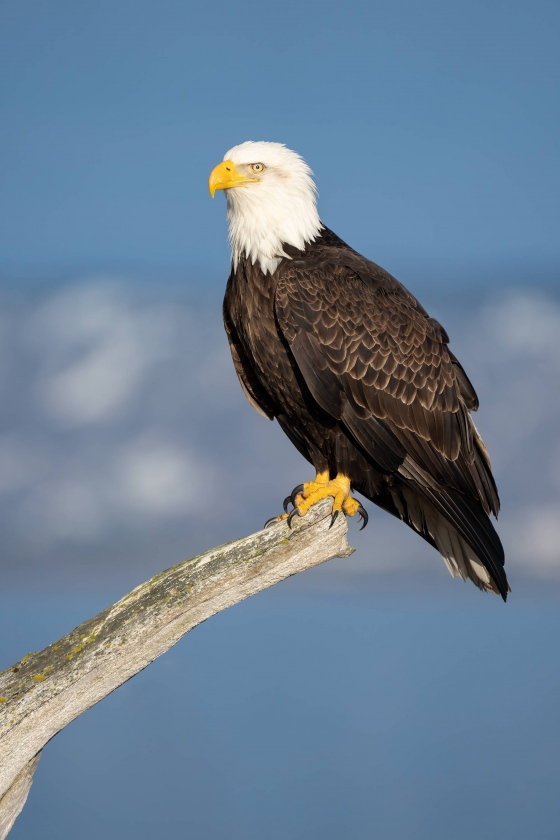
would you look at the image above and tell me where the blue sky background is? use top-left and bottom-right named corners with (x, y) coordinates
top-left (1, 0), bottom-right (560, 838)
top-left (1, 0), bottom-right (559, 276)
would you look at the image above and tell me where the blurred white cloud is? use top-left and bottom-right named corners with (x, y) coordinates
top-left (38, 480), bottom-right (106, 541)
top-left (41, 337), bottom-right (151, 425)
top-left (30, 282), bottom-right (176, 426)
top-left (12, 436), bottom-right (221, 550)
top-left (553, 445), bottom-right (560, 493)
top-left (0, 313), bottom-right (12, 396)
top-left (488, 292), bottom-right (560, 359)
top-left (0, 436), bottom-right (51, 494)
top-left (0, 278), bottom-right (559, 588)
top-left (467, 291), bottom-right (560, 469)
top-left (507, 504), bottom-right (560, 577)
top-left (111, 434), bottom-right (217, 517)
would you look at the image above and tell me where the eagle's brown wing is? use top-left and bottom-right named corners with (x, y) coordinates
top-left (275, 249), bottom-right (507, 597)
top-left (223, 297), bottom-right (275, 421)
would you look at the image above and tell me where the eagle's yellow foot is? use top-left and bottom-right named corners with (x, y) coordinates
top-left (282, 470), bottom-right (330, 513)
top-left (285, 472), bottom-right (368, 530)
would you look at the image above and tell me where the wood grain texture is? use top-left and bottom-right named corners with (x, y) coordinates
top-left (0, 754), bottom-right (41, 840)
top-left (0, 499), bottom-right (353, 837)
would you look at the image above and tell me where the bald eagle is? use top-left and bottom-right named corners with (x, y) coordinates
top-left (209, 141), bottom-right (509, 600)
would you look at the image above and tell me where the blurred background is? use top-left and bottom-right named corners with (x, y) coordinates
top-left (1, 0), bottom-right (559, 837)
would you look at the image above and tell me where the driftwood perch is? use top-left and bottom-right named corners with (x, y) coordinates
top-left (0, 499), bottom-right (353, 838)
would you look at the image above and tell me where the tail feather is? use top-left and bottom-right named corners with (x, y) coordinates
top-left (396, 456), bottom-right (509, 600)
top-left (398, 487), bottom-right (498, 593)
top-left (351, 448), bottom-right (509, 599)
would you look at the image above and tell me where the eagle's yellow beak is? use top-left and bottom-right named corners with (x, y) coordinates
top-left (208, 160), bottom-right (258, 198)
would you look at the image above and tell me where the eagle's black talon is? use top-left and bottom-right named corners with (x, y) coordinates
top-left (287, 508), bottom-right (300, 529)
top-left (290, 484), bottom-right (305, 507)
top-left (264, 516), bottom-right (279, 529)
top-left (284, 484), bottom-right (304, 512)
top-left (329, 510), bottom-right (339, 529)
top-left (357, 504), bottom-right (369, 530)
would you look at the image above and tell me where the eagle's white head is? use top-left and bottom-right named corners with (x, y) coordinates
top-left (209, 141), bottom-right (322, 275)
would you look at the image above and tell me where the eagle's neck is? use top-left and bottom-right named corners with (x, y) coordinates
top-left (225, 184), bottom-right (323, 275)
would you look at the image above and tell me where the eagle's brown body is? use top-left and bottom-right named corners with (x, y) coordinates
top-left (223, 226), bottom-right (509, 599)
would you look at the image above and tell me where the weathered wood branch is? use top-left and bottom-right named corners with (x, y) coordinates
top-left (0, 500), bottom-right (353, 838)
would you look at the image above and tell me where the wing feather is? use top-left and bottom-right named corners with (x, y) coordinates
top-left (223, 299), bottom-right (276, 420)
top-left (275, 248), bottom-right (506, 596)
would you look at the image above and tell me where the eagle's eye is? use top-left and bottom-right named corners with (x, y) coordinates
top-left (250, 163), bottom-right (264, 173)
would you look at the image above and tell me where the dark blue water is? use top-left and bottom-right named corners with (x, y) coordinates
top-left (3, 584), bottom-right (559, 840)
